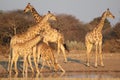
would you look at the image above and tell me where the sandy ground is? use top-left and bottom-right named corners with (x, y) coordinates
top-left (0, 50), bottom-right (120, 78)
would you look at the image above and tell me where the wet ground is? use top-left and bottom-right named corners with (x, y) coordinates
top-left (0, 71), bottom-right (120, 78)
top-left (0, 50), bottom-right (120, 79)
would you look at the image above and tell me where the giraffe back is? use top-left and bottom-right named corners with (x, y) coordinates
top-left (13, 36), bottom-right (42, 56)
top-left (43, 28), bottom-right (64, 44)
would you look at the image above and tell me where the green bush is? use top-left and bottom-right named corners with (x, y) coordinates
top-left (66, 40), bottom-right (86, 50)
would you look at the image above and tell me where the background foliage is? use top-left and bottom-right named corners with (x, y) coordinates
top-left (0, 10), bottom-right (120, 55)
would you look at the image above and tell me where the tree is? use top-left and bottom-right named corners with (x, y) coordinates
top-left (0, 10), bottom-right (35, 45)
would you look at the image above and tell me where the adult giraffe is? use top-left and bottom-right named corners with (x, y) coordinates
top-left (85, 9), bottom-right (115, 67)
top-left (10, 36), bottom-right (42, 75)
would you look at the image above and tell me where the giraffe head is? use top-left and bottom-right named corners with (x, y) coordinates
top-left (103, 8), bottom-right (115, 19)
top-left (42, 11), bottom-right (57, 22)
top-left (24, 3), bottom-right (33, 13)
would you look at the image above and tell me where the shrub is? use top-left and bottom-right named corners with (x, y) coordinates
top-left (66, 40), bottom-right (86, 50)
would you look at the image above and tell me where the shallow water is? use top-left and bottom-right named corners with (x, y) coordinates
top-left (0, 71), bottom-right (120, 78)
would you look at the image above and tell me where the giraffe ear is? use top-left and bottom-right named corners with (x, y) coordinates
top-left (48, 11), bottom-right (51, 13)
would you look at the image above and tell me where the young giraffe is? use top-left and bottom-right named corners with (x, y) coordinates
top-left (85, 9), bottom-right (115, 67)
top-left (9, 35), bottom-right (42, 75)
top-left (37, 42), bottom-right (65, 72)
top-left (8, 11), bottom-right (57, 73)
top-left (24, 3), bottom-right (42, 23)
top-left (24, 3), bottom-right (68, 62)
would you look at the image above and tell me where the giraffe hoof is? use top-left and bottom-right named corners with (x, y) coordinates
top-left (94, 65), bottom-right (98, 68)
top-left (86, 63), bottom-right (90, 67)
top-left (37, 71), bottom-right (40, 74)
top-left (64, 60), bottom-right (67, 63)
top-left (101, 64), bottom-right (104, 67)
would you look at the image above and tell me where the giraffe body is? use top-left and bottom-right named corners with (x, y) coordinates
top-left (9, 36), bottom-right (42, 75)
top-left (37, 42), bottom-right (65, 72)
top-left (42, 27), bottom-right (67, 62)
top-left (85, 9), bottom-right (115, 67)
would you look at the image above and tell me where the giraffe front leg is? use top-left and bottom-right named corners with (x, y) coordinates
top-left (28, 55), bottom-right (34, 73)
top-left (99, 42), bottom-right (104, 67)
top-left (57, 42), bottom-right (61, 55)
top-left (33, 47), bottom-right (40, 74)
top-left (9, 57), bottom-right (14, 75)
top-left (23, 55), bottom-right (27, 76)
top-left (43, 38), bottom-right (49, 45)
top-left (57, 63), bottom-right (65, 73)
top-left (37, 48), bottom-right (41, 64)
top-left (14, 55), bottom-right (19, 75)
top-left (40, 59), bottom-right (45, 72)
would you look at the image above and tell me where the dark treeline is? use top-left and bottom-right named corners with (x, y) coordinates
top-left (0, 10), bottom-right (120, 54)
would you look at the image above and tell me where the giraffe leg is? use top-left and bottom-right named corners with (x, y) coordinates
top-left (25, 55), bottom-right (28, 74)
top-left (99, 42), bottom-right (104, 67)
top-left (28, 55), bottom-right (34, 73)
top-left (10, 56), bottom-right (14, 75)
top-left (46, 61), bottom-right (52, 70)
top-left (95, 43), bottom-right (98, 68)
top-left (60, 44), bottom-right (67, 63)
top-left (14, 55), bottom-right (19, 75)
top-left (57, 42), bottom-right (61, 55)
top-left (9, 48), bottom-right (15, 74)
top-left (43, 38), bottom-right (49, 45)
top-left (37, 48), bottom-right (41, 64)
top-left (33, 46), bottom-right (40, 73)
top-left (8, 47), bottom-right (12, 72)
top-left (57, 64), bottom-right (65, 73)
top-left (86, 43), bottom-right (93, 67)
top-left (40, 59), bottom-right (45, 72)
top-left (23, 56), bottom-right (26, 75)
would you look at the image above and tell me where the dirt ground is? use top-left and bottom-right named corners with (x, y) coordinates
top-left (0, 50), bottom-right (120, 78)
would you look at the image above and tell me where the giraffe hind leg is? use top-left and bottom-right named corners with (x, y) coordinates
top-left (60, 44), bottom-right (67, 63)
top-left (86, 42), bottom-right (93, 67)
top-left (95, 43), bottom-right (98, 68)
top-left (99, 42), bottom-right (104, 67)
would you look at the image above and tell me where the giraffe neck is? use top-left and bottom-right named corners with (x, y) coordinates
top-left (31, 8), bottom-right (42, 23)
top-left (95, 14), bottom-right (106, 32)
top-left (39, 15), bottom-right (50, 25)
top-left (26, 36), bottom-right (41, 48)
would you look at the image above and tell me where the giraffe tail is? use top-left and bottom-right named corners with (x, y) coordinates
top-left (63, 44), bottom-right (69, 52)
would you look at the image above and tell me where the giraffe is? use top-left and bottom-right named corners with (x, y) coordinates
top-left (85, 8), bottom-right (115, 67)
top-left (42, 27), bottom-right (68, 62)
top-left (8, 11), bottom-right (57, 73)
top-left (24, 3), bottom-right (42, 23)
top-left (37, 42), bottom-right (65, 72)
top-left (24, 3), bottom-right (68, 62)
top-left (9, 35), bottom-right (42, 75)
